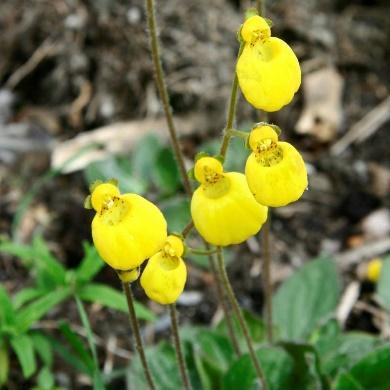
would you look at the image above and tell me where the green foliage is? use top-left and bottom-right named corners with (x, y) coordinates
top-left (273, 257), bottom-right (340, 340)
top-left (333, 347), bottom-right (390, 389)
top-left (0, 236), bottom-right (154, 386)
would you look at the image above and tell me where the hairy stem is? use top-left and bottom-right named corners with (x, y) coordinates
top-left (122, 282), bottom-right (155, 390)
top-left (256, 0), bottom-right (265, 16)
top-left (209, 254), bottom-right (242, 356)
top-left (169, 305), bottom-right (192, 390)
top-left (145, 0), bottom-right (192, 196)
top-left (262, 218), bottom-right (273, 343)
top-left (219, 42), bottom-right (244, 158)
top-left (216, 248), bottom-right (268, 389)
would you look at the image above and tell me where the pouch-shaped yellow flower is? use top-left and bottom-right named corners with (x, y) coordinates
top-left (245, 125), bottom-right (307, 207)
top-left (91, 182), bottom-right (167, 271)
top-left (141, 235), bottom-right (187, 305)
top-left (236, 15), bottom-right (301, 112)
top-left (191, 157), bottom-right (268, 246)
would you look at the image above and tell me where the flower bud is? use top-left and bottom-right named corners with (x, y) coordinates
top-left (191, 157), bottom-right (268, 246)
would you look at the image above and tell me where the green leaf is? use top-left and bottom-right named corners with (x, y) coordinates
top-left (13, 288), bottom-right (44, 309)
top-left (181, 328), bottom-right (234, 389)
top-left (75, 242), bottom-right (105, 283)
top-left (279, 341), bottom-right (329, 389)
top-left (77, 283), bottom-right (156, 321)
top-left (127, 342), bottom-right (186, 390)
top-left (36, 366), bottom-right (55, 390)
top-left (31, 236), bottom-right (66, 287)
top-left (75, 298), bottom-right (105, 390)
top-left (216, 309), bottom-right (265, 352)
top-left (0, 286), bottom-right (16, 332)
top-left (131, 134), bottom-right (162, 183)
top-left (377, 257), bottom-right (390, 313)
top-left (223, 346), bottom-right (295, 390)
top-left (58, 322), bottom-right (95, 375)
top-left (30, 332), bottom-right (53, 367)
top-left (10, 334), bottom-right (36, 378)
top-left (153, 147), bottom-right (181, 195)
top-left (16, 287), bottom-right (71, 332)
top-left (273, 258), bottom-right (340, 340)
top-left (160, 197), bottom-right (191, 233)
top-left (334, 372), bottom-right (363, 389)
top-left (334, 347), bottom-right (390, 390)
top-left (84, 156), bottom-right (147, 194)
top-left (0, 239), bottom-right (34, 265)
top-left (0, 341), bottom-right (9, 386)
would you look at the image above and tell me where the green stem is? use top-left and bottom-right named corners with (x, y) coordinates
top-left (256, 0), bottom-right (265, 16)
top-left (169, 305), bottom-right (192, 390)
top-left (186, 247), bottom-right (218, 256)
top-left (227, 128), bottom-right (249, 140)
top-left (182, 220), bottom-right (194, 238)
top-left (216, 248), bottom-right (268, 389)
top-left (219, 42), bottom-right (245, 158)
top-left (122, 282), bottom-right (155, 390)
top-left (145, 0), bottom-right (192, 197)
top-left (262, 218), bottom-right (273, 343)
top-left (208, 254), bottom-right (242, 357)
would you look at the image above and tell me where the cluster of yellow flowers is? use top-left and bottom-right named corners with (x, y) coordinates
top-left (87, 14), bottom-right (307, 306)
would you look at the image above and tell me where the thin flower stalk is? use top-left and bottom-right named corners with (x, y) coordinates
top-left (216, 247), bottom-right (268, 389)
top-left (122, 282), bottom-right (155, 390)
top-left (169, 304), bottom-right (192, 390)
top-left (145, 0), bottom-right (241, 359)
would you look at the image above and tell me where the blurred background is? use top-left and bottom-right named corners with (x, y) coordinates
top-left (0, 0), bottom-right (389, 388)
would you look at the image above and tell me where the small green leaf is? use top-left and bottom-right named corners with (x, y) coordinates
top-left (0, 240), bottom-right (34, 266)
top-left (273, 258), bottom-right (340, 340)
top-left (377, 256), bottom-right (390, 313)
top-left (16, 287), bottom-right (71, 332)
top-left (75, 297), bottom-right (105, 389)
top-left (10, 334), bottom-right (36, 378)
top-left (83, 195), bottom-right (93, 209)
top-left (36, 366), bottom-right (55, 390)
top-left (32, 236), bottom-right (67, 287)
top-left (223, 346), bottom-right (294, 390)
top-left (78, 283), bottom-right (156, 321)
top-left (30, 332), bottom-right (53, 367)
top-left (57, 322), bottom-right (94, 375)
top-left (75, 242), bottom-right (105, 283)
top-left (13, 288), bottom-right (44, 309)
top-left (334, 346), bottom-right (390, 390)
top-left (0, 286), bottom-right (16, 331)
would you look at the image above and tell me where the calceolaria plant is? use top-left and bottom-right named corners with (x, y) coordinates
top-left (82, 3), bottom-right (310, 390)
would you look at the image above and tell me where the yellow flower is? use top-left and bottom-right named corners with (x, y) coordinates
top-left (191, 157), bottom-right (268, 246)
top-left (236, 15), bottom-right (301, 112)
top-left (90, 182), bottom-right (167, 271)
top-left (366, 258), bottom-right (382, 283)
top-left (140, 235), bottom-right (187, 305)
top-left (245, 125), bottom-right (307, 207)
